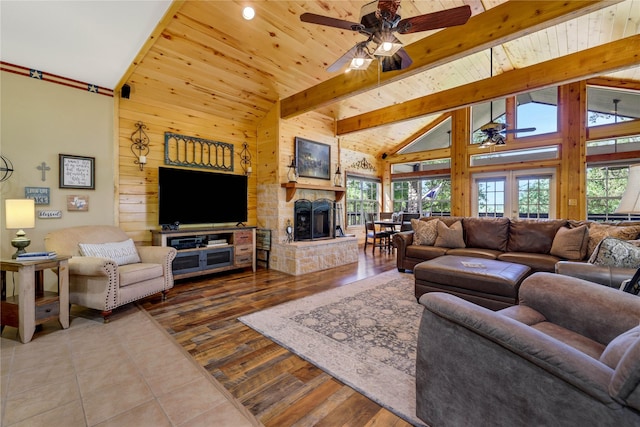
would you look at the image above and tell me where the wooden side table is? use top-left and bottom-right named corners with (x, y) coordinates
top-left (1, 256), bottom-right (70, 343)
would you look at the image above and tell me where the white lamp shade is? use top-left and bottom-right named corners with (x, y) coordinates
top-left (5, 199), bottom-right (35, 229)
top-left (615, 164), bottom-right (640, 214)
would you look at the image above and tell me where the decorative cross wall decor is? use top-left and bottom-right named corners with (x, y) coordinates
top-left (37, 162), bottom-right (50, 181)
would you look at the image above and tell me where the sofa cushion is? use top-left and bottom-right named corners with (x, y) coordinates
top-left (609, 335), bottom-right (640, 410)
top-left (589, 237), bottom-right (640, 269)
top-left (412, 218), bottom-right (438, 246)
top-left (550, 224), bottom-right (589, 260)
top-left (497, 252), bottom-right (560, 273)
top-left (463, 217), bottom-right (510, 252)
top-left (79, 238), bottom-right (141, 266)
top-left (587, 223), bottom-right (640, 257)
top-left (507, 219), bottom-right (567, 254)
top-left (406, 244), bottom-right (449, 260)
top-left (435, 221), bottom-right (466, 249)
top-left (119, 263), bottom-right (164, 287)
top-left (600, 325), bottom-right (640, 369)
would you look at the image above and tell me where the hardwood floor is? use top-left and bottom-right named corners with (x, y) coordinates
top-left (140, 246), bottom-right (413, 427)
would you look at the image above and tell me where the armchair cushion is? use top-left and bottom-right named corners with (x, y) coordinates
top-left (601, 325), bottom-right (640, 369)
top-left (119, 263), bottom-right (164, 287)
top-left (79, 238), bottom-right (141, 265)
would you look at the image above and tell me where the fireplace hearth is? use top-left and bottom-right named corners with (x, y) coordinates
top-left (294, 198), bottom-right (335, 241)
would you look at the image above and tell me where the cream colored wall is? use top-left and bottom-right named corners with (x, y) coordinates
top-left (0, 71), bottom-right (115, 259)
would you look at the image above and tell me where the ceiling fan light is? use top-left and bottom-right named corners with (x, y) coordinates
top-left (347, 57), bottom-right (373, 71)
top-left (242, 6), bottom-right (255, 20)
top-left (373, 41), bottom-right (403, 57)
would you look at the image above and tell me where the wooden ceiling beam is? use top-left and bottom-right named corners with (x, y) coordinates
top-left (337, 34), bottom-right (640, 135)
top-left (280, 0), bottom-right (620, 119)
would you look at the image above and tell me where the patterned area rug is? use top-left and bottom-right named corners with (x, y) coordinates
top-left (238, 270), bottom-right (427, 426)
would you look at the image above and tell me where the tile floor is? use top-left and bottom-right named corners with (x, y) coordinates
top-left (0, 305), bottom-right (260, 427)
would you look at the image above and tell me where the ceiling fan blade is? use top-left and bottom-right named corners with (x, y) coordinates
top-left (397, 5), bottom-right (471, 34)
top-left (503, 127), bottom-right (537, 134)
top-left (381, 47), bottom-right (412, 72)
top-left (300, 13), bottom-right (364, 31)
top-left (377, 0), bottom-right (402, 21)
top-left (327, 45), bottom-right (360, 73)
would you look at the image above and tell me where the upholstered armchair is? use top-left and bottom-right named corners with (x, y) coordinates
top-left (45, 225), bottom-right (176, 322)
top-left (416, 272), bottom-right (640, 427)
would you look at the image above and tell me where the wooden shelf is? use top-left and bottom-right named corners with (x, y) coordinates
top-left (281, 182), bottom-right (346, 202)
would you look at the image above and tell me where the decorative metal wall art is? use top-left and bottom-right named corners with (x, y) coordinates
top-left (239, 142), bottom-right (252, 175)
top-left (164, 133), bottom-right (234, 171)
top-left (130, 121), bottom-right (150, 171)
top-left (349, 157), bottom-right (376, 172)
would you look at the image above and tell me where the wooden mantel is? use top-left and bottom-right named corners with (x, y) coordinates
top-left (281, 182), bottom-right (346, 202)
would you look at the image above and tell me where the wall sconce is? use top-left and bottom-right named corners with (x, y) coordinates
top-left (240, 142), bottom-right (252, 175)
top-left (287, 156), bottom-right (298, 182)
top-left (130, 121), bottom-right (150, 171)
top-left (334, 163), bottom-right (343, 187)
top-left (5, 199), bottom-right (35, 258)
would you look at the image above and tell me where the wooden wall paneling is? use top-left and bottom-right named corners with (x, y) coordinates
top-left (450, 108), bottom-right (471, 216)
top-left (559, 82), bottom-right (587, 220)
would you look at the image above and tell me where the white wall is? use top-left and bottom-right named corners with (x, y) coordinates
top-left (1, 71), bottom-right (115, 258)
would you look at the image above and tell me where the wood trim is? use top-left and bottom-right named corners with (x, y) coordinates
top-left (280, 0), bottom-right (619, 119)
top-left (337, 34), bottom-right (640, 135)
top-left (587, 119), bottom-right (640, 141)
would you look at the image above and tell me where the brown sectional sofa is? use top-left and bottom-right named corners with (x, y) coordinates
top-left (393, 216), bottom-right (640, 287)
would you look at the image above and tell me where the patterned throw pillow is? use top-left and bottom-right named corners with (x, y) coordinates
top-left (589, 237), bottom-right (640, 269)
top-left (79, 239), bottom-right (141, 266)
top-left (587, 224), bottom-right (640, 257)
top-left (434, 220), bottom-right (466, 249)
top-left (412, 218), bottom-right (438, 246)
top-left (550, 225), bottom-right (589, 260)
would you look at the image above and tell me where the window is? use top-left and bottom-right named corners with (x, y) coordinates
top-left (392, 177), bottom-right (451, 216)
top-left (398, 117), bottom-right (451, 153)
top-left (476, 178), bottom-right (505, 217)
top-left (515, 87), bottom-right (558, 137)
top-left (472, 169), bottom-right (555, 219)
top-left (517, 176), bottom-right (551, 218)
top-left (470, 146), bottom-right (559, 167)
top-left (346, 175), bottom-right (380, 226)
top-left (586, 164), bottom-right (639, 221)
top-left (587, 86), bottom-right (640, 127)
top-left (471, 100), bottom-right (506, 144)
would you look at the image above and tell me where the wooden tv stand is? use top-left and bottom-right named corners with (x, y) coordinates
top-left (151, 226), bottom-right (256, 279)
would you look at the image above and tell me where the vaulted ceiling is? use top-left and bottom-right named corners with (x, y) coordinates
top-left (82, 1), bottom-right (640, 157)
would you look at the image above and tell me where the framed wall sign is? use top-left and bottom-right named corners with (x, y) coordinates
top-left (59, 154), bottom-right (95, 189)
top-left (295, 137), bottom-right (331, 180)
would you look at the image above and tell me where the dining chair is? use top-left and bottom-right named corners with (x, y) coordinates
top-left (364, 221), bottom-right (390, 254)
top-left (400, 212), bottom-right (421, 231)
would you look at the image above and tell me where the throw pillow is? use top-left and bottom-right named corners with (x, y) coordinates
top-left (550, 224), bottom-right (589, 260)
top-left (434, 220), bottom-right (466, 249)
top-left (412, 218), bottom-right (438, 246)
top-left (587, 223), bottom-right (640, 257)
top-left (600, 325), bottom-right (640, 369)
top-left (79, 239), bottom-right (141, 266)
top-left (588, 237), bottom-right (640, 269)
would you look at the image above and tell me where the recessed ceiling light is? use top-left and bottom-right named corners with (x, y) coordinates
top-left (242, 6), bottom-right (255, 20)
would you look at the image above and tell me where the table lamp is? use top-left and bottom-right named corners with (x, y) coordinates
top-left (5, 199), bottom-right (35, 258)
top-left (615, 164), bottom-right (640, 215)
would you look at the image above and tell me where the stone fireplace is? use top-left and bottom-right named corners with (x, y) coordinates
top-left (294, 198), bottom-right (334, 241)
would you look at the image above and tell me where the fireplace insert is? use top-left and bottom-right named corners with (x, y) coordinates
top-left (294, 198), bottom-right (335, 241)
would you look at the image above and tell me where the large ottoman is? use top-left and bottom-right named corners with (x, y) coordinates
top-left (414, 255), bottom-right (531, 310)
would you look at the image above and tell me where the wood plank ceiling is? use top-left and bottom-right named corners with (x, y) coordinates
top-left (125, 0), bottom-right (640, 157)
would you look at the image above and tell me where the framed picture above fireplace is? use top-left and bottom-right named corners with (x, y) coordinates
top-left (295, 137), bottom-right (331, 180)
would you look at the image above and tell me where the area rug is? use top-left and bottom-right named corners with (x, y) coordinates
top-left (238, 269), bottom-right (427, 426)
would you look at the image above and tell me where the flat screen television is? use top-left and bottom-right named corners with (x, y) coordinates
top-left (158, 167), bottom-right (248, 226)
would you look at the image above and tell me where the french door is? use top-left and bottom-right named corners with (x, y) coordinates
top-left (471, 168), bottom-right (556, 219)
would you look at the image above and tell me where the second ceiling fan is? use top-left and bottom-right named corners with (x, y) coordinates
top-left (300, 0), bottom-right (472, 73)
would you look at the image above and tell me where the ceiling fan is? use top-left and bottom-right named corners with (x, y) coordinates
top-left (300, 0), bottom-right (472, 73)
top-left (479, 48), bottom-right (536, 148)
